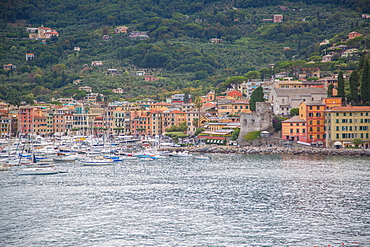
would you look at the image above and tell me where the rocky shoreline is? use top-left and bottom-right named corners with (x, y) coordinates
top-left (162, 145), bottom-right (370, 157)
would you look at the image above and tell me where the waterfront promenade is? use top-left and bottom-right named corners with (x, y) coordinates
top-left (164, 145), bottom-right (370, 157)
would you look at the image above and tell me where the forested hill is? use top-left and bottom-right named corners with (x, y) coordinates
top-left (2, 0), bottom-right (369, 26)
top-left (1, 0), bottom-right (370, 105)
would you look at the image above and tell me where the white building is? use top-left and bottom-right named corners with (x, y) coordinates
top-left (269, 87), bottom-right (327, 116)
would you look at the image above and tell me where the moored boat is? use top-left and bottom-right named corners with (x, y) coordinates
top-left (80, 156), bottom-right (114, 166)
top-left (18, 166), bottom-right (59, 175)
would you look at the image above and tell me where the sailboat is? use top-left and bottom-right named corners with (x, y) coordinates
top-left (18, 153), bottom-right (60, 175)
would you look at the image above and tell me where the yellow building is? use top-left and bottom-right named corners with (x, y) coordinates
top-left (325, 106), bottom-right (370, 148)
top-left (217, 100), bottom-right (251, 117)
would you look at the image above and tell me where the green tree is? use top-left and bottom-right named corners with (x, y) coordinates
top-left (352, 138), bottom-right (363, 148)
top-left (327, 83), bottom-right (334, 97)
top-left (361, 60), bottom-right (370, 105)
top-left (349, 69), bottom-right (360, 105)
top-left (249, 86), bottom-right (264, 111)
top-left (165, 121), bottom-right (188, 132)
top-left (231, 128), bottom-right (240, 141)
top-left (337, 71), bottom-right (345, 104)
top-left (290, 108), bottom-right (299, 116)
top-left (244, 71), bottom-right (260, 80)
top-left (74, 90), bottom-right (87, 100)
top-left (194, 128), bottom-right (205, 136)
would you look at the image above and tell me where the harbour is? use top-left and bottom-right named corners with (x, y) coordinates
top-left (0, 153), bottom-right (369, 246)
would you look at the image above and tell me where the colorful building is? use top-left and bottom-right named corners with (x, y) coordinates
top-left (325, 106), bottom-right (370, 148)
top-left (281, 98), bottom-right (342, 146)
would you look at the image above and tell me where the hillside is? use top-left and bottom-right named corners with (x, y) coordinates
top-left (1, 0), bottom-right (370, 105)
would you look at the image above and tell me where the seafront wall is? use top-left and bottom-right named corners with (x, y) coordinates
top-left (163, 145), bottom-right (370, 157)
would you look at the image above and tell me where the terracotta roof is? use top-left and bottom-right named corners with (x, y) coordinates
top-left (326, 106), bottom-right (370, 112)
top-left (171, 110), bottom-right (186, 114)
top-left (203, 102), bottom-right (216, 108)
top-left (282, 116), bottom-right (306, 123)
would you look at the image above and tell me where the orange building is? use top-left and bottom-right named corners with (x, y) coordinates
top-left (282, 98), bottom-right (342, 145)
top-left (282, 116), bottom-right (306, 141)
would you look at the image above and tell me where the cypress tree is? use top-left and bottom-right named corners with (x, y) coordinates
top-left (327, 83), bottom-right (334, 97)
top-left (349, 69), bottom-right (360, 105)
top-left (250, 86), bottom-right (265, 111)
top-left (337, 71), bottom-right (345, 104)
top-left (361, 60), bottom-right (370, 105)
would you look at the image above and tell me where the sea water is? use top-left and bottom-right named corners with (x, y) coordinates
top-left (0, 154), bottom-right (369, 246)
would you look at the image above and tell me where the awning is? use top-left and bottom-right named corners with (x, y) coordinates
top-left (333, 141), bottom-right (342, 146)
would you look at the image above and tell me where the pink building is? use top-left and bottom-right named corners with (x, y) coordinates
top-left (348, 31), bottom-right (362, 39)
top-left (273, 15), bottom-right (283, 23)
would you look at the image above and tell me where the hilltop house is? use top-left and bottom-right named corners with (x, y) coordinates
top-left (26, 25), bottom-right (59, 39)
top-left (26, 53), bottom-right (34, 61)
top-left (115, 26), bottom-right (128, 34)
top-left (91, 61), bottom-right (103, 66)
top-left (298, 67), bottom-right (320, 79)
top-left (273, 15), bottom-right (283, 23)
top-left (78, 86), bottom-right (92, 93)
top-left (348, 31), bottom-right (362, 39)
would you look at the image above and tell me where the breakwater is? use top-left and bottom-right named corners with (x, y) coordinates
top-left (163, 145), bottom-right (370, 157)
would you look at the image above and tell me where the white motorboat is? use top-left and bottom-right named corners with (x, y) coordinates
top-left (18, 166), bottom-right (59, 175)
top-left (169, 151), bottom-right (193, 157)
top-left (195, 156), bottom-right (211, 160)
top-left (80, 157), bottom-right (114, 166)
top-left (53, 155), bottom-right (76, 162)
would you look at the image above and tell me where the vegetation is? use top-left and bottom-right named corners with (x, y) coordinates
top-left (243, 131), bottom-right (261, 141)
top-left (165, 121), bottom-right (188, 132)
top-left (249, 86), bottom-right (265, 111)
top-left (290, 108), bottom-right (299, 116)
top-left (337, 71), bottom-right (345, 104)
top-left (1, 0), bottom-right (370, 103)
top-left (231, 128), bottom-right (240, 141)
top-left (352, 138), bottom-right (364, 147)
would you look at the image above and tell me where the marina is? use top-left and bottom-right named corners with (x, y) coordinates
top-left (0, 151), bottom-right (369, 246)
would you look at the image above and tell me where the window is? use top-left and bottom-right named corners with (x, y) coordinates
top-left (317, 120), bottom-right (320, 125)
top-left (342, 119), bottom-right (348, 123)
top-left (296, 129), bottom-right (299, 133)
top-left (317, 106), bottom-right (320, 110)
top-left (336, 119), bottom-right (339, 123)
top-left (309, 106), bottom-right (313, 110)
top-left (308, 113), bottom-right (313, 117)
top-left (336, 133), bottom-right (339, 138)
top-left (342, 126), bottom-right (347, 131)
top-left (303, 129), bottom-right (305, 133)
top-left (310, 121), bottom-right (313, 125)
top-left (290, 123), bottom-right (293, 126)
top-left (290, 129), bottom-right (293, 133)
top-left (316, 113), bottom-right (321, 117)
top-left (317, 127), bottom-right (320, 131)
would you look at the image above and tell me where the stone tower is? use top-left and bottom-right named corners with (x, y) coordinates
top-left (238, 102), bottom-right (273, 144)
